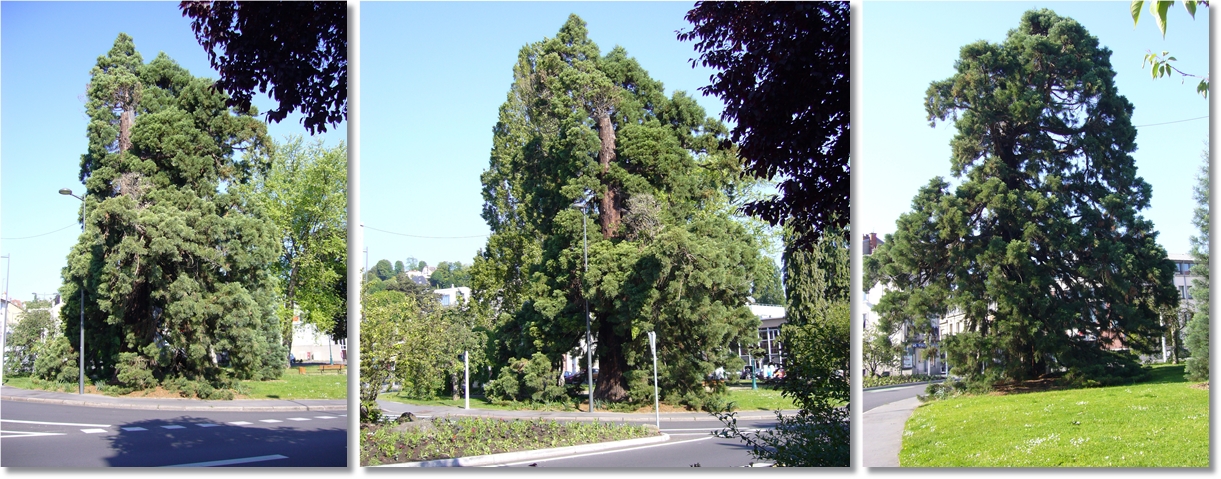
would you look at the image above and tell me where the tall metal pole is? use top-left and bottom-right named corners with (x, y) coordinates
top-left (79, 196), bottom-right (86, 395)
top-left (1, 254), bottom-right (10, 382)
top-left (648, 331), bottom-right (659, 431)
top-left (582, 206), bottom-right (593, 413)
top-left (464, 350), bottom-right (470, 410)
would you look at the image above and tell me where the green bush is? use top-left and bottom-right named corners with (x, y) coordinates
top-left (485, 354), bottom-right (565, 404)
top-left (862, 374), bottom-right (938, 388)
top-left (32, 336), bottom-right (78, 384)
top-left (115, 352), bottom-right (157, 390)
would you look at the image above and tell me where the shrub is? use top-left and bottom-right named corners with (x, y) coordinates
top-left (32, 336), bottom-right (78, 384)
top-left (115, 352), bottom-right (157, 390)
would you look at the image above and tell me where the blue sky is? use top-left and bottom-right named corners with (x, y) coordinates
top-left (861, 2), bottom-right (1210, 256)
top-left (1, 2), bottom-right (344, 304)
top-left (359, 1), bottom-right (734, 270)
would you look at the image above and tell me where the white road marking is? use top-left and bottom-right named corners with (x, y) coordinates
top-left (228, 421), bottom-right (253, 425)
top-left (313, 416), bottom-right (337, 419)
top-left (162, 454), bottom-right (289, 467)
top-left (122, 427), bottom-right (148, 432)
top-left (259, 419), bottom-right (283, 423)
top-left (80, 428), bottom-right (108, 434)
top-left (196, 423), bottom-right (221, 427)
top-left (161, 425), bottom-right (186, 430)
top-left (287, 418), bottom-right (310, 421)
top-left (865, 385), bottom-right (917, 393)
top-left (497, 436), bottom-right (717, 467)
top-left (1, 430), bottom-right (67, 438)
top-left (1, 419), bottom-right (110, 428)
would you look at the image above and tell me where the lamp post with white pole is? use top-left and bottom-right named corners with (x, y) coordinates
top-left (0, 254), bottom-right (10, 383)
top-left (59, 188), bottom-right (86, 395)
top-left (571, 191), bottom-right (594, 413)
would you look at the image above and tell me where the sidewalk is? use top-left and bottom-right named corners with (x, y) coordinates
top-left (0, 384), bottom-right (347, 412)
top-left (377, 399), bottom-right (794, 422)
top-left (861, 396), bottom-right (921, 467)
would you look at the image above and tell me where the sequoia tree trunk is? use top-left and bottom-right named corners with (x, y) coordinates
top-left (594, 317), bottom-right (629, 402)
top-left (595, 113), bottom-right (621, 238)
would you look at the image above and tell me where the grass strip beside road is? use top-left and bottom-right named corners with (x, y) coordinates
top-left (238, 365), bottom-right (348, 400)
top-left (900, 364), bottom-right (1208, 467)
top-left (361, 416), bottom-right (658, 466)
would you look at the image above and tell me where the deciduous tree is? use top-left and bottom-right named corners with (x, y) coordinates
top-left (180, 1), bottom-right (347, 133)
top-left (679, 1), bottom-right (850, 244)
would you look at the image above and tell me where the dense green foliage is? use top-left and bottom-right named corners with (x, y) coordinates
top-left (241, 137), bottom-right (347, 355)
top-left (471, 15), bottom-right (761, 405)
top-left (1185, 148), bottom-right (1209, 382)
top-left (679, 1), bottom-right (850, 244)
top-left (866, 10), bottom-right (1178, 385)
top-left (361, 417), bottom-right (656, 466)
top-left (3, 300), bottom-right (55, 375)
top-left (484, 352), bottom-right (567, 404)
top-left (429, 261), bottom-right (471, 289)
top-left (57, 34), bottom-right (285, 389)
top-left (359, 286), bottom-right (486, 422)
top-left (862, 325), bottom-right (900, 378)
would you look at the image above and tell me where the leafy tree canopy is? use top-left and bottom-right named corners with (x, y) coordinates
top-left (181, 1), bottom-right (347, 133)
top-left (679, 1), bottom-right (850, 244)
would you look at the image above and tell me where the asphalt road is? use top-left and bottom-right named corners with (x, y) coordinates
top-left (862, 382), bottom-right (936, 412)
top-left (497, 416), bottom-right (778, 468)
top-left (1, 400), bottom-right (347, 467)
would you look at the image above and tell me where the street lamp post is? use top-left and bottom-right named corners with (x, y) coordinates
top-left (59, 188), bottom-right (86, 395)
top-left (571, 192), bottom-right (594, 413)
top-left (1, 254), bottom-right (10, 383)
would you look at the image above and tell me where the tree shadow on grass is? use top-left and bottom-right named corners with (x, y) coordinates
top-left (102, 415), bottom-right (346, 467)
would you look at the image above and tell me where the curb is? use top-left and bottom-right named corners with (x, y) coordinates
top-left (862, 379), bottom-right (942, 392)
top-left (375, 433), bottom-right (672, 467)
top-left (381, 407), bottom-right (790, 422)
top-left (1, 393), bottom-right (348, 412)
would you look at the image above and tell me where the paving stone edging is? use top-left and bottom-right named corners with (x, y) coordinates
top-left (374, 433), bottom-right (672, 467)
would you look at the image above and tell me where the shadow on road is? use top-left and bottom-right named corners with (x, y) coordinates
top-left (101, 416), bottom-right (347, 467)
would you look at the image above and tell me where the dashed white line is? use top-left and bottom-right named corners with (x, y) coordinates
top-left (314, 416), bottom-right (337, 419)
top-left (258, 419), bottom-right (283, 423)
top-left (1, 419), bottom-right (110, 428)
top-left (229, 421), bottom-right (253, 425)
top-left (161, 425), bottom-right (186, 430)
top-left (287, 417), bottom-right (310, 421)
top-left (196, 423), bottom-right (221, 427)
top-left (122, 427), bottom-right (148, 432)
top-left (80, 428), bottom-right (108, 434)
top-left (1, 430), bottom-right (67, 438)
top-left (162, 454), bottom-right (289, 467)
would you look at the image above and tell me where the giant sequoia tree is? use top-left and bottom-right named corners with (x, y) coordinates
top-left (472, 15), bottom-right (762, 404)
top-left (866, 10), bottom-right (1178, 384)
top-left (1185, 147), bottom-right (1209, 382)
top-left (59, 34), bottom-right (284, 386)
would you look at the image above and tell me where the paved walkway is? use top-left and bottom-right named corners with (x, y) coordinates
top-left (861, 397), bottom-right (921, 467)
top-left (0, 385), bottom-right (347, 412)
top-left (377, 400), bottom-right (794, 422)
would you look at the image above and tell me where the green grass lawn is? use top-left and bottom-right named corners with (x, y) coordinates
top-left (378, 386), bottom-right (796, 412)
top-left (900, 364), bottom-right (1208, 467)
top-left (726, 386), bottom-right (797, 410)
top-left (238, 365), bottom-right (348, 399)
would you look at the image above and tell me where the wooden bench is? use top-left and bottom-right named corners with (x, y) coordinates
top-left (319, 364), bottom-right (345, 374)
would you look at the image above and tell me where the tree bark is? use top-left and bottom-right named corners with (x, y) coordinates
top-left (594, 317), bottom-right (629, 402)
top-left (595, 113), bottom-right (621, 239)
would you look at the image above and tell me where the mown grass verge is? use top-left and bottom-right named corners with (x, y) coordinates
top-left (360, 416), bottom-right (658, 466)
top-left (237, 365), bottom-right (347, 399)
top-left (3, 365), bottom-right (347, 400)
top-left (900, 364), bottom-right (1208, 467)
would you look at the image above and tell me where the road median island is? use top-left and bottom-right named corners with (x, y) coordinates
top-left (1, 385), bottom-right (346, 412)
top-left (361, 416), bottom-right (664, 466)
